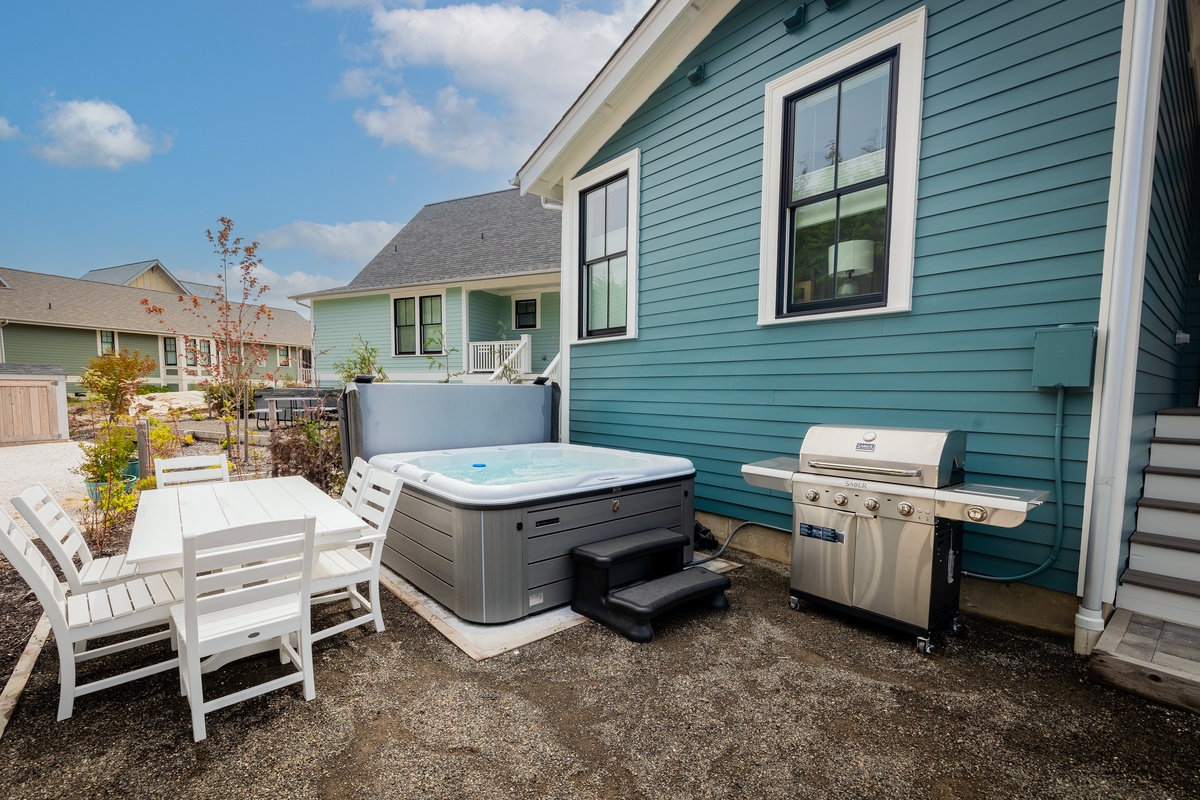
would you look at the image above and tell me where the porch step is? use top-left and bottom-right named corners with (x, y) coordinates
top-left (1151, 407), bottom-right (1200, 440)
top-left (1148, 436), bottom-right (1200, 469)
top-left (1116, 571), bottom-right (1200, 628)
top-left (1143, 465), bottom-right (1200, 504)
top-left (1089, 609), bottom-right (1200, 715)
top-left (1133, 497), bottom-right (1200, 541)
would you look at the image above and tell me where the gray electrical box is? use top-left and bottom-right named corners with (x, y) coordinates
top-left (1032, 325), bottom-right (1095, 388)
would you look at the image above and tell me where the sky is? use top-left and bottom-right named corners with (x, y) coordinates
top-left (0, 0), bottom-right (651, 315)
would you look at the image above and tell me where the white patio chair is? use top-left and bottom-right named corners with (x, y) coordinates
top-left (0, 507), bottom-right (182, 722)
top-left (173, 514), bottom-right (317, 742)
top-left (338, 457), bottom-right (371, 511)
top-left (11, 483), bottom-right (179, 593)
top-left (310, 467), bottom-right (399, 642)
top-left (154, 454), bottom-right (231, 488)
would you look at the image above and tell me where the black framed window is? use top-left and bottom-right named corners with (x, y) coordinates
top-left (199, 340), bottom-right (211, 367)
top-left (781, 51), bottom-right (895, 315)
top-left (185, 337), bottom-right (196, 367)
top-left (580, 174), bottom-right (628, 337)
top-left (100, 330), bottom-right (115, 354)
top-left (515, 299), bottom-right (537, 329)
top-left (394, 295), bottom-right (443, 355)
top-left (164, 337), bottom-right (177, 366)
top-left (421, 296), bottom-right (442, 353)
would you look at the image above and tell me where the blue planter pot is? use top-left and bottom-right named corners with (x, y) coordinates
top-left (85, 478), bottom-right (136, 503)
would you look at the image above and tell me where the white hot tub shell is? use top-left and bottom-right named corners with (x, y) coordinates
top-left (370, 443), bottom-right (696, 623)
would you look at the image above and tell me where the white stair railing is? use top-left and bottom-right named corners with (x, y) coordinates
top-left (488, 335), bottom-right (532, 383)
top-left (539, 353), bottom-right (561, 384)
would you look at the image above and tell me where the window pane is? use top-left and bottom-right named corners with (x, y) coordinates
top-left (607, 255), bottom-right (627, 329)
top-left (585, 187), bottom-right (608, 261)
top-left (838, 61), bottom-right (890, 188)
top-left (165, 338), bottom-right (177, 366)
top-left (605, 177), bottom-right (627, 255)
top-left (396, 327), bottom-right (414, 354)
top-left (789, 198), bottom-right (838, 305)
top-left (421, 295), bottom-right (441, 325)
top-left (831, 184), bottom-right (887, 296)
top-left (588, 261), bottom-right (611, 332)
top-left (395, 298), bottom-right (415, 326)
top-left (422, 323), bottom-right (442, 352)
top-left (790, 84), bottom-right (838, 201)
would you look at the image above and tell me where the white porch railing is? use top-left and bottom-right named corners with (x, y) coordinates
top-left (468, 337), bottom-right (530, 374)
top-left (488, 335), bottom-right (532, 383)
top-left (538, 353), bottom-right (561, 384)
top-left (298, 366), bottom-right (313, 385)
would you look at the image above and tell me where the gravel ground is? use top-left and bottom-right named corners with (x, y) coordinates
top-left (1, 545), bottom-right (1198, 798)
top-left (0, 441), bottom-right (86, 517)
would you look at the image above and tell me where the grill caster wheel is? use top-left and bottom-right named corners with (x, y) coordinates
top-left (788, 596), bottom-right (800, 611)
top-left (950, 616), bottom-right (963, 634)
top-left (917, 636), bottom-right (933, 654)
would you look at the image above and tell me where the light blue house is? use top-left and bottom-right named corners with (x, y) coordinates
top-left (295, 190), bottom-right (562, 385)
top-left (517, 0), bottom-right (1200, 665)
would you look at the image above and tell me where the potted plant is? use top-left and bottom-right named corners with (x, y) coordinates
top-left (76, 422), bottom-right (138, 502)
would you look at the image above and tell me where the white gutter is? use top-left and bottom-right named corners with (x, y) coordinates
top-left (1075, 0), bottom-right (1168, 655)
top-left (0, 319), bottom-right (7, 362)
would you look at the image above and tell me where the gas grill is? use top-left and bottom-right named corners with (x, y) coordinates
top-left (742, 425), bottom-right (1048, 651)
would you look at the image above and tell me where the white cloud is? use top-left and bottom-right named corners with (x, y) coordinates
top-left (258, 219), bottom-right (402, 266)
top-left (338, 0), bottom-right (652, 171)
top-left (34, 98), bottom-right (170, 169)
top-left (0, 117), bottom-right (19, 140)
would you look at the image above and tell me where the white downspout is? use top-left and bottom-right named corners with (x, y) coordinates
top-left (0, 320), bottom-right (8, 362)
top-left (1075, 0), bottom-right (1168, 655)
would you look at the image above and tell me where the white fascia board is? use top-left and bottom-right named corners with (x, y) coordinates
top-left (518, 0), bottom-right (739, 200)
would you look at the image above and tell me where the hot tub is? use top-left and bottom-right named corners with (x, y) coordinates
top-left (370, 443), bottom-right (696, 623)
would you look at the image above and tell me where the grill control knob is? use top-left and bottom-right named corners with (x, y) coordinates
top-left (864, 497), bottom-right (879, 511)
top-left (833, 493), bottom-right (849, 506)
top-left (804, 489), bottom-right (820, 502)
top-left (897, 502), bottom-right (914, 517)
top-left (967, 506), bottom-right (988, 522)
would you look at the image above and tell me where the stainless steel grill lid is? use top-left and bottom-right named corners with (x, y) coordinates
top-left (798, 425), bottom-right (966, 489)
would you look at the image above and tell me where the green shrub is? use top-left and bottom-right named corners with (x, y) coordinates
top-left (80, 349), bottom-right (157, 418)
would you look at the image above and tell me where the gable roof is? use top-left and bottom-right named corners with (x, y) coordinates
top-left (0, 266), bottom-right (310, 346)
top-left (294, 189), bottom-right (561, 300)
top-left (82, 259), bottom-right (220, 299)
top-left (517, 0), bottom-right (739, 201)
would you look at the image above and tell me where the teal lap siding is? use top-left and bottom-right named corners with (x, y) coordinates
top-left (570, 0), bottom-right (1125, 593)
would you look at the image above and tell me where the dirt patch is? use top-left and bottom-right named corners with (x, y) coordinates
top-left (0, 550), bottom-right (1197, 799)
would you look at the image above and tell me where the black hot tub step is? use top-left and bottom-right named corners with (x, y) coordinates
top-left (572, 528), bottom-right (689, 567)
top-left (597, 568), bottom-right (731, 643)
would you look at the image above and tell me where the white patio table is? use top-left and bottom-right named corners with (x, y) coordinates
top-left (127, 474), bottom-right (366, 572)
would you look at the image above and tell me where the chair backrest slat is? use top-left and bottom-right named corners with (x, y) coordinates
top-left (339, 457), bottom-right (371, 511)
top-left (0, 509), bottom-right (68, 629)
top-left (356, 470), bottom-right (401, 532)
top-left (10, 483), bottom-right (91, 591)
top-left (155, 455), bottom-right (230, 488)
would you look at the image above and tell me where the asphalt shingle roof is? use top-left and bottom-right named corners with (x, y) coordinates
top-left (299, 189), bottom-right (561, 298)
top-left (0, 267), bottom-right (310, 346)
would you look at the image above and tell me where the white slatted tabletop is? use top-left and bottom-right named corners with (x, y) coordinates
top-left (127, 475), bottom-right (364, 570)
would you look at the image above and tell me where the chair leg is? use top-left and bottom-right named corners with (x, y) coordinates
top-left (369, 578), bottom-right (386, 634)
top-left (300, 626), bottom-right (315, 702)
top-left (56, 640), bottom-right (77, 722)
top-left (184, 646), bottom-right (206, 742)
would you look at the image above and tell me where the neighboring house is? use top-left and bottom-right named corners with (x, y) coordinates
top-left (0, 266), bottom-right (312, 392)
top-left (294, 189), bottom-right (562, 385)
top-left (517, 0), bottom-right (1200, 654)
top-left (81, 258), bottom-right (220, 299)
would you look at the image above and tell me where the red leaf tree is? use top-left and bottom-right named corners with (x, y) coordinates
top-left (142, 217), bottom-right (280, 464)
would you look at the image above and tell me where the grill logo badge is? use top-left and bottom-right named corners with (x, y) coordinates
top-left (855, 443), bottom-right (876, 452)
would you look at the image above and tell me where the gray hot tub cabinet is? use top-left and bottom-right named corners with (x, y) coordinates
top-left (382, 477), bottom-right (696, 624)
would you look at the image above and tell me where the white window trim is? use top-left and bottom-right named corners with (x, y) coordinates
top-left (757, 7), bottom-right (926, 326)
top-left (389, 290), bottom-right (447, 356)
top-left (564, 148), bottom-right (640, 345)
top-left (512, 294), bottom-right (541, 330)
top-left (97, 329), bottom-right (118, 355)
